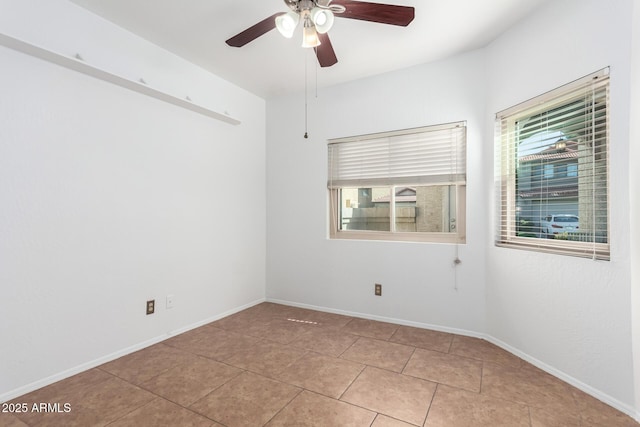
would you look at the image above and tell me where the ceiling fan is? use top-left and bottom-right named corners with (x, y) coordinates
top-left (225, 0), bottom-right (415, 67)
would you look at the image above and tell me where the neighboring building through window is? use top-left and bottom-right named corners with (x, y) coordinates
top-left (495, 68), bottom-right (610, 260)
top-left (328, 122), bottom-right (466, 243)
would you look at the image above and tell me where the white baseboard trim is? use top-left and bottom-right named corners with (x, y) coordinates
top-left (485, 335), bottom-right (640, 422)
top-left (266, 297), bottom-right (484, 339)
top-left (267, 297), bottom-right (640, 422)
top-left (0, 297), bottom-right (265, 404)
top-left (164, 298), bottom-right (265, 339)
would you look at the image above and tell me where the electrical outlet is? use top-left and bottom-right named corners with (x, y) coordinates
top-left (375, 283), bottom-right (382, 296)
top-left (146, 299), bottom-right (155, 315)
top-left (166, 294), bottom-right (174, 309)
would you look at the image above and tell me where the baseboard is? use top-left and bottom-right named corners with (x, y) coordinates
top-left (0, 297), bottom-right (265, 403)
top-left (164, 298), bottom-right (265, 338)
top-left (266, 298), bottom-right (485, 339)
top-left (486, 335), bottom-right (640, 422)
top-left (267, 297), bottom-right (640, 422)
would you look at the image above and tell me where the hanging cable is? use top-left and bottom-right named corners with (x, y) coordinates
top-left (304, 50), bottom-right (309, 139)
top-left (452, 127), bottom-right (462, 291)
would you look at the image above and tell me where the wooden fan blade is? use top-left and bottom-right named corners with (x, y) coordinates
top-left (336, 0), bottom-right (415, 26)
top-left (314, 33), bottom-right (338, 67)
top-left (225, 13), bottom-right (281, 47)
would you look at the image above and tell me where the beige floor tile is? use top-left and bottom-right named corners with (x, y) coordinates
top-left (449, 336), bottom-right (521, 368)
top-left (253, 303), bottom-right (347, 325)
top-left (284, 310), bottom-right (353, 328)
top-left (390, 325), bottom-right (453, 353)
top-left (141, 356), bottom-right (242, 406)
top-left (247, 302), bottom-right (310, 320)
top-left (342, 318), bottom-right (399, 340)
top-left (371, 414), bottom-right (417, 427)
top-left (266, 390), bottom-right (376, 427)
top-left (19, 407), bottom-right (103, 427)
top-left (425, 384), bottom-right (530, 427)
top-left (211, 309), bottom-right (273, 331)
top-left (274, 352), bottom-right (364, 399)
top-left (530, 407), bottom-right (580, 427)
top-left (290, 327), bottom-right (359, 357)
top-left (71, 376), bottom-right (156, 423)
top-left (239, 303), bottom-right (330, 327)
top-left (99, 343), bottom-right (199, 384)
top-left (165, 326), bottom-right (260, 361)
top-left (10, 368), bottom-right (112, 409)
top-left (23, 376), bottom-right (156, 427)
top-left (0, 413), bottom-right (29, 427)
top-left (237, 318), bottom-right (313, 344)
top-left (190, 371), bottom-right (301, 427)
top-left (341, 366), bottom-right (436, 426)
top-left (572, 388), bottom-right (640, 427)
top-left (403, 348), bottom-right (483, 392)
top-left (224, 340), bottom-right (307, 377)
top-left (214, 307), bottom-right (314, 344)
top-left (9, 369), bottom-right (114, 426)
top-left (340, 337), bottom-right (415, 372)
top-left (109, 398), bottom-right (219, 427)
top-left (481, 362), bottom-right (578, 415)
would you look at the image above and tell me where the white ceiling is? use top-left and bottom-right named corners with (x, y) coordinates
top-left (70, 0), bottom-right (550, 99)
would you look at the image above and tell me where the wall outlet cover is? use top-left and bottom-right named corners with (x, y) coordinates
top-left (146, 300), bottom-right (155, 315)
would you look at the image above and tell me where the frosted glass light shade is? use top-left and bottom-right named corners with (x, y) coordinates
top-left (302, 24), bottom-right (321, 48)
top-left (275, 11), bottom-right (300, 38)
top-left (310, 8), bottom-right (334, 34)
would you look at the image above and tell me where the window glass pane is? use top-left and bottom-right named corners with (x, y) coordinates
top-left (513, 89), bottom-right (608, 243)
top-left (339, 187), bottom-right (391, 231)
top-left (395, 185), bottom-right (457, 233)
top-left (329, 122), bottom-right (466, 243)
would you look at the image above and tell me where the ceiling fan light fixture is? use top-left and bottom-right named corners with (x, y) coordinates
top-left (310, 7), bottom-right (334, 34)
top-left (275, 11), bottom-right (299, 38)
top-left (301, 17), bottom-right (321, 48)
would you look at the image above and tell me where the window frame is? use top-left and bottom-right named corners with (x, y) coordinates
top-left (327, 122), bottom-right (467, 244)
top-left (494, 68), bottom-right (610, 260)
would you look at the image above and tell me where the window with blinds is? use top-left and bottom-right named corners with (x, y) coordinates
top-left (328, 122), bottom-right (466, 243)
top-left (495, 68), bottom-right (610, 260)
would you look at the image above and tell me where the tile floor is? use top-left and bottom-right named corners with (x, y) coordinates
top-left (3, 302), bottom-right (639, 426)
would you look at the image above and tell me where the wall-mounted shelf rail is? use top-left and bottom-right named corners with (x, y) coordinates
top-left (0, 32), bottom-right (241, 126)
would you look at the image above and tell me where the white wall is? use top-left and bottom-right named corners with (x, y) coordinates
top-left (266, 50), bottom-right (488, 333)
top-left (485, 0), bottom-right (636, 415)
top-left (0, 0), bottom-right (266, 400)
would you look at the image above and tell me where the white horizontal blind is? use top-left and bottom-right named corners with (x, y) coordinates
top-left (495, 69), bottom-right (610, 260)
top-left (328, 122), bottom-right (466, 188)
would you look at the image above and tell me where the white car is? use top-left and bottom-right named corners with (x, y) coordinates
top-left (540, 214), bottom-right (579, 237)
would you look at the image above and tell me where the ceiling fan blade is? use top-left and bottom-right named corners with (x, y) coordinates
top-left (314, 33), bottom-right (338, 67)
top-left (225, 13), bottom-right (281, 47)
top-left (335, 0), bottom-right (415, 26)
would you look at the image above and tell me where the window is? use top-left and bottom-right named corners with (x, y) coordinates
top-left (495, 68), bottom-right (610, 260)
top-left (328, 122), bottom-right (466, 243)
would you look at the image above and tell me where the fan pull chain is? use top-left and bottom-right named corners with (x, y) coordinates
top-left (304, 50), bottom-right (309, 139)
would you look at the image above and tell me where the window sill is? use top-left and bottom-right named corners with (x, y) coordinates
top-left (330, 230), bottom-right (465, 244)
top-left (495, 237), bottom-right (609, 261)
